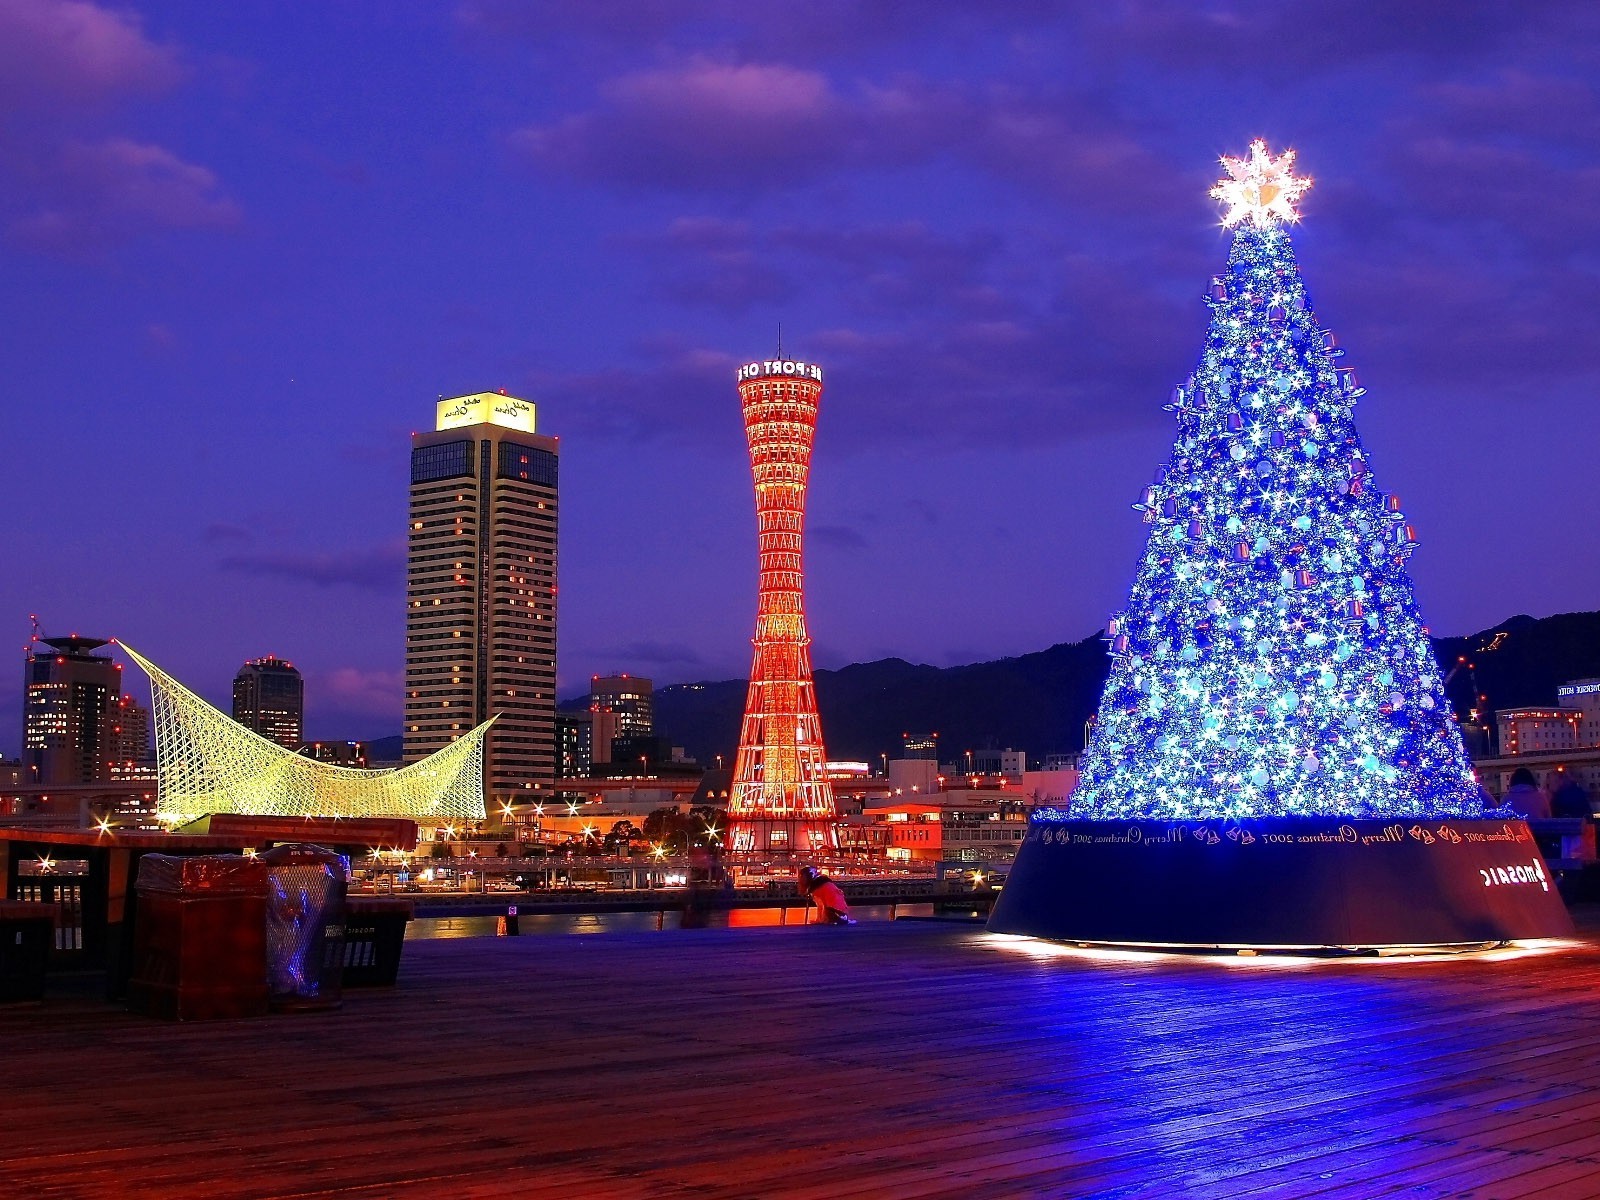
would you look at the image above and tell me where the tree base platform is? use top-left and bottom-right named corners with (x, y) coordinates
top-left (986, 817), bottom-right (1575, 951)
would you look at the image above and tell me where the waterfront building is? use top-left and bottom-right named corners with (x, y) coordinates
top-left (23, 635), bottom-right (122, 785)
top-left (406, 390), bottom-right (559, 808)
top-left (1495, 708), bottom-right (1581, 756)
top-left (1020, 765), bottom-right (1080, 808)
top-left (1557, 679), bottom-right (1600, 744)
top-left (232, 656), bottom-right (303, 749)
top-left (1493, 678), bottom-right (1600, 757)
top-left (858, 795), bottom-right (1030, 866)
top-left (727, 357), bottom-right (836, 854)
top-left (887, 757), bottom-right (940, 796)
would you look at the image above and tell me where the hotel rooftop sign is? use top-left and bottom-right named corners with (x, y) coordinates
top-left (436, 391), bottom-right (536, 433)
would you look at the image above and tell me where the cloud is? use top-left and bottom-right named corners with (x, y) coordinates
top-left (627, 217), bottom-right (1016, 317)
top-left (460, 0), bottom-right (1067, 56)
top-left (1424, 70), bottom-right (1600, 146)
top-left (7, 138), bottom-right (240, 255)
top-left (0, 0), bottom-right (181, 109)
top-left (630, 216), bottom-right (793, 310)
top-left (513, 58), bottom-right (1179, 212)
top-left (811, 524), bottom-right (868, 551)
top-left (513, 60), bottom-right (851, 189)
top-left (219, 541), bottom-right (406, 590)
top-left (202, 521), bottom-right (255, 544)
top-left (534, 341), bottom-right (740, 443)
top-left (1077, 0), bottom-right (1553, 80)
top-left (607, 641), bottom-right (709, 667)
top-left (315, 666), bottom-right (404, 712)
top-left (535, 211), bottom-right (1209, 451)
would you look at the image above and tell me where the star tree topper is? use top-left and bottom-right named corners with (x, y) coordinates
top-left (1211, 139), bottom-right (1311, 228)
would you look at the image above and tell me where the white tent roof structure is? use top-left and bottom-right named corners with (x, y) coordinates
top-left (122, 643), bottom-right (489, 824)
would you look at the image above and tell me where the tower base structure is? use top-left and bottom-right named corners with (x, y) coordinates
top-left (987, 817), bottom-right (1574, 951)
top-left (727, 817), bottom-right (837, 857)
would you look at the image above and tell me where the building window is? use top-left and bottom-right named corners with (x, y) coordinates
top-left (498, 442), bottom-right (558, 487)
top-left (412, 441), bottom-right (473, 483)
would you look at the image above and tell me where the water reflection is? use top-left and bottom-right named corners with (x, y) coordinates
top-left (407, 903), bottom-right (939, 940)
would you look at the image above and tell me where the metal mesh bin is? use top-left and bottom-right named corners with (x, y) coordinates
top-left (262, 844), bottom-right (348, 1011)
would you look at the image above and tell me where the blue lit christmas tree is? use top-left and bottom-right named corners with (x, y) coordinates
top-left (1070, 141), bottom-right (1481, 822)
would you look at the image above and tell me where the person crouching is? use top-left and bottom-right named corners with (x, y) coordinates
top-left (797, 865), bottom-right (856, 925)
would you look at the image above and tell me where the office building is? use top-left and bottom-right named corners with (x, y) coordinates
top-left (109, 693), bottom-right (154, 779)
top-left (556, 711), bottom-right (592, 778)
top-left (233, 656), bottom-right (304, 749)
top-left (970, 748), bottom-right (1027, 777)
top-left (406, 390), bottom-right (559, 807)
top-left (590, 674), bottom-right (652, 734)
top-left (22, 635), bottom-right (123, 785)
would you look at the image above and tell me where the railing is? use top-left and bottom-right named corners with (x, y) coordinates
top-left (13, 875), bottom-right (86, 955)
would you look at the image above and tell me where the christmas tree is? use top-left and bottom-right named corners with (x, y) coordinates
top-left (1070, 141), bottom-right (1481, 822)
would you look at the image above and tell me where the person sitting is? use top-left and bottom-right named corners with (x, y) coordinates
top-left (797, 865), bottom-right (855, 925)
top-left (1503, 767), bottom-right (1553, 819)
top-left (1550, 774), bottom-right (1592, 818)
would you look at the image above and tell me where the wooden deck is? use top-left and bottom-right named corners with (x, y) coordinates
top-left (7, 914), bottom-right (1600, 1199)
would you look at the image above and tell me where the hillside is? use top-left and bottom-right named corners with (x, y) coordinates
top-left (627, 610), bottom-right (1600, 767)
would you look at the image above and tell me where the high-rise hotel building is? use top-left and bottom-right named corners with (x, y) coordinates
top-left (232, 655), bottom-right (304, 749)
top-left (406, 390), bottom-right (559, 805)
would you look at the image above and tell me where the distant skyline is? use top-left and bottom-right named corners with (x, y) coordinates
top-left (4, 2), bottom-right (1599, 750)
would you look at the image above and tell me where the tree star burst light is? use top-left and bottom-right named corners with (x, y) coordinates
top-left (1211, 139), bottom-right (1311, 228)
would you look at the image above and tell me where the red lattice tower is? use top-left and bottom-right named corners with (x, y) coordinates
top-left (727, 357), bottom-right (837, 856)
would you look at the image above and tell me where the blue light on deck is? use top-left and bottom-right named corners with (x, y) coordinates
top-left (1067, 216), bottom-right (1481, 822)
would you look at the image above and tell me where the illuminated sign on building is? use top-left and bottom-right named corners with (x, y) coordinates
top-left (435, 392), bottom-right (536, 433)
top-left (736, 359), bottom-right (824, 383)
top-left (1557, 682), bottom-right (1600, 698)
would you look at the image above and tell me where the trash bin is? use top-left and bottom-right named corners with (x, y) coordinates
top-left (0, 901), bottom-right (55, 1004)
top-left (262, 844), bottom-right (348, 1011)
top-left (128, 855), bottom-right (269, 1020)
top-left (342, 897), bottom-right (413, 987)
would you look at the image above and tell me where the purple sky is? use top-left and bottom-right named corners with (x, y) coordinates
top-left (4, 1), bottom-right (1600, 749)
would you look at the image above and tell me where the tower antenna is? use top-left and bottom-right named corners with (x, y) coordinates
top-left (777, 322), bottom-right (783, 357)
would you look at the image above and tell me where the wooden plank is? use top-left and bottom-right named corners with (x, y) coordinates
top-left (5, 917), bottom-right (1600, 1199)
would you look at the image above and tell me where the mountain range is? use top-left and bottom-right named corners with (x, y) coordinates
top-left (639, 609), bottom-right (1600, 767)
top-left (369, 609), bottom-right (1600, 768)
